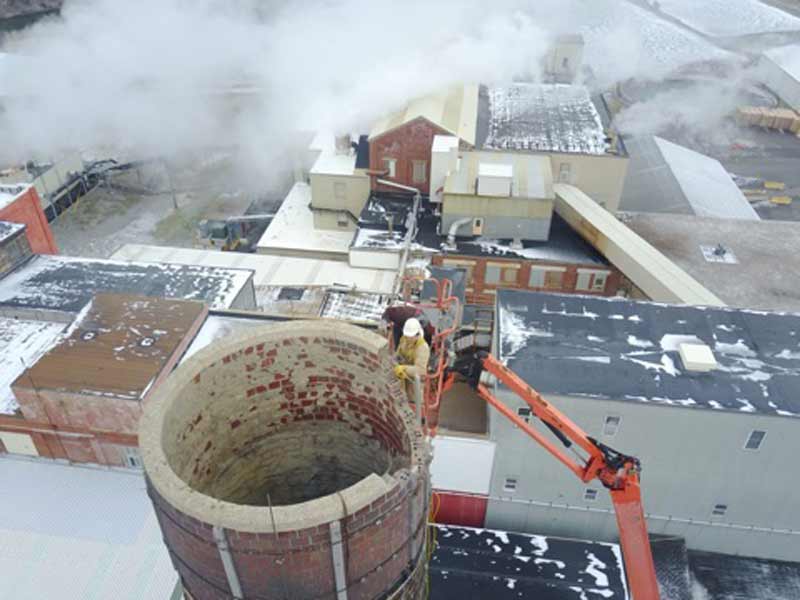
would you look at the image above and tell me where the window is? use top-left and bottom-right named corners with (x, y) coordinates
top-left (278, 287), bottom-right (305, 301)
top-left (576, 270), bottom-right (610, 293)
top-left (517, 407), bottom-right (531, 423)
top-left (412, 160), bottom-right (427, 184)
top-left (558, 162), bottom-right (572, 183)
top-left (443, 259), bottom-right (475, 285)
top-left (486, 263), bottom-right (520, 286)
top-left (334, 182), bottom-right (346, 201)
top-left (712, 504), bottom-right (728, 516)
top-left (382, 158), bottom-right (397, 178)
top-left (603, 415), bottom-right (621, 436)
top-left (125, 447), bottom-right (143, 469)
top-left (529, 266), bottom-right (565, 290)
top-left (503, 477), bottom-right (518, 493)
top-left (744, 430), bottom-right (766, 450)
top-left (562, 57), bottom-right (570, 69)
top-left (336, 212), bottom-right (349, 228)
top-left (584, 488), bottom-right (598, 502)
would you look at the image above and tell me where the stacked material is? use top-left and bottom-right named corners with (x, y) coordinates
top-left (735, 106), bottom-right (800, 133)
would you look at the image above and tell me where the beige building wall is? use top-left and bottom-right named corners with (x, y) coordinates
top-left (443, 194), bottom-right (553, 220)
top-left (549, 154), bottom-right (628, 212)
top-left (310, 171), bottom-right (370, 231)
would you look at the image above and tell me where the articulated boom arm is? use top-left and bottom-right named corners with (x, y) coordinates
top-left (473, 353), bottom-right (661, 600)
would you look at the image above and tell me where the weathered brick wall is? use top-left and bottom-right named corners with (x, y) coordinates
top-left (141, 321), bottom-right (431, 600)
top-left (432, 254), bottom-right (623, 305)
top-left (370, 118), bottom-right (454, 195)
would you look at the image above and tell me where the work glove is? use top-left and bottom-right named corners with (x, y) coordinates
top-left (394, 364), bottom-right (408, 380)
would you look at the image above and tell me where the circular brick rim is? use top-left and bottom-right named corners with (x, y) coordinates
top-left (140, 320), bottom-right (426, 533)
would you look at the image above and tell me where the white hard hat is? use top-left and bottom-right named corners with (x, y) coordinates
top-left (403, 318), bottom-right (422, 337)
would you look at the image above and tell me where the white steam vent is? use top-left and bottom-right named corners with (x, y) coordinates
top-left (478, 163), bottom-right (513, 197)
top-left (679, 343), bottom-right (717, 372)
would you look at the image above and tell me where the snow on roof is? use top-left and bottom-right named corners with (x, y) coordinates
top-left (481, 84), bottom-right (610, 155)
top-left (370, 84), bottom-right (480, 146)
top-left (0, 318), bottom-right (66, 414)
top-left (0, 254), bottom-right (252, 313)
top-left (653, 137), bottom-right (759, 220)
top-left (309, 132), bottom-right (358, 176)
top-left (351, 227), bottom-right (408, 252)
top-left (182, 314), bottom-right (276, 363)
top-left (112, 243), bottom-right (397, 294)
top-left (0, 183), bottom-right (31, 210)
top-left (0, 456), bottom-right (178, 599)
top-left (764, 44), bottom-right (800, 83)
top-left (256, 182), bottom-right (355, 257)
top-left (656, 0), bottom-right (800, 38)
top-left (319, 290), bottom-right (390, 323)
top-left (497, 289), bottom-right (800, 418)
top-left (0, 220), bottom-right (25, 244)
top-left (430, 524), bottom-right (628, 599)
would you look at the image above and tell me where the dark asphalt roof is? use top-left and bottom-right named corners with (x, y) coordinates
top-left (0, 220), bottom-right (24, 244)
top-left (429, 524), bottom-right (628, 600)
top-left (358, 192), bottom-right (415, 233)
top-left (0, 255), bottom-right (252, 313)
top-left (496, 289), bottom-right (800, 418)
top-left (689, 551), bottom-right (800, 600)
top-left (416, 208), bottom-right (607, 266)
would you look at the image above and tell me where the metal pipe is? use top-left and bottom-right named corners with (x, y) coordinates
top-left (445, 217), bottom-right (472, 248)
top-left (375, 179), bottom-right (423, 297)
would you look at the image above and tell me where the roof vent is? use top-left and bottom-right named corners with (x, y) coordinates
top-left (679, 343), bottom-right (717, 372)
top-left (477, 163), bottom-right (513, 197)
top-left (701, 244), bottom-right (737, 264)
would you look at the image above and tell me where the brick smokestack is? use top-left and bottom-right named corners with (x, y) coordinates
top-left (140, 321), bottom-right (431, 599)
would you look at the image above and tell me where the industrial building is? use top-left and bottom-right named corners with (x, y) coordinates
top-left (0, 184), bottom-right (58, 254)
top-left (370, 83), bottom-right (628, 211)
top-left (621, 136), bottom-right (759, 220)
top-left (484, 289), bottom-right (800, 562)
top-left (758, 44), bottom-right (800, 112)
top-left (4, 294), bottom-right (205, 466)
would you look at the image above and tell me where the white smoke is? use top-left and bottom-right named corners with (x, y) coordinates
top-left (0, 0), bottom-right (554, 166)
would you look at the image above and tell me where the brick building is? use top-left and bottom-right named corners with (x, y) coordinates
top-left (369, 84), bottom-right (479, 194)
top-left (1, 294), bottom-right (206, 467)
top-left (419, 211), bottom-right (623, 305)
top-left (0, 183), bottom-right (58, 254)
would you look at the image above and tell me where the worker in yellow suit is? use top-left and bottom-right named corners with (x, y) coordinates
top-left (393, 318), bottom-right (430, 400)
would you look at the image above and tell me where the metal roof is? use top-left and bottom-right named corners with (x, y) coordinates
top-left (369, 84), bottom-right (480, 146)
top-left (496, 289), bottom-right (800, 419)
top-left (0, 456), bottom-right (177, 600)
top-left (621, 136), bottom-right (759, 220)
top-left (763, 44), bottom-right (800, 82)
top-left (478, 83), bottom-right (611, 155)
top-left (14, 294), bottom-right (205, 400)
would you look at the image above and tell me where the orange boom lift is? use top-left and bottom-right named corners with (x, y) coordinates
top-left (463, 351), bottom-right (661, 600)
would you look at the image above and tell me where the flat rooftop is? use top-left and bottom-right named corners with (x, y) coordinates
top-left (0, 254), bottom-right (252, 314)
top-left (0, 455), bottom-right (177, 599)
top-left (497, 289), bottom-right (800, 419)
top-left (430, 524), bottom-right (628, 599)
top-left (112, 244), bottom-right (397, 294)
top-left (0, 182), bottom-right (30, 210)
top-left (478, 83), bottom-right (611, 156)
top-left (417, 209), bottom-right (607, 266)
top-left (763, 44), bottom-right (800, 82)
top-left (15, 294), bottom-right (205, 400)
top-left (309, 131), bottom-right (358, 176)
top-left (0, 220), bottom-right (24, 244)
top-left (0, 317), bottom-right (66, 414)
top-left (255, 182), bottom-right (355, 258)
top-left (624, 212), bottom-right (800, 312)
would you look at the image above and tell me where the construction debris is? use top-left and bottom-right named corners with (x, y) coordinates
top-left (735, 106), bottom-right (800, 135)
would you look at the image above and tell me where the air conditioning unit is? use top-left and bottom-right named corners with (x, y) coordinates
top-left (472, 218), bottom-right (484, 235)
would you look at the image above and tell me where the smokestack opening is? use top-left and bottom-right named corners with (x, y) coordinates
top-left (140, 321), bottom-right (430, 600)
